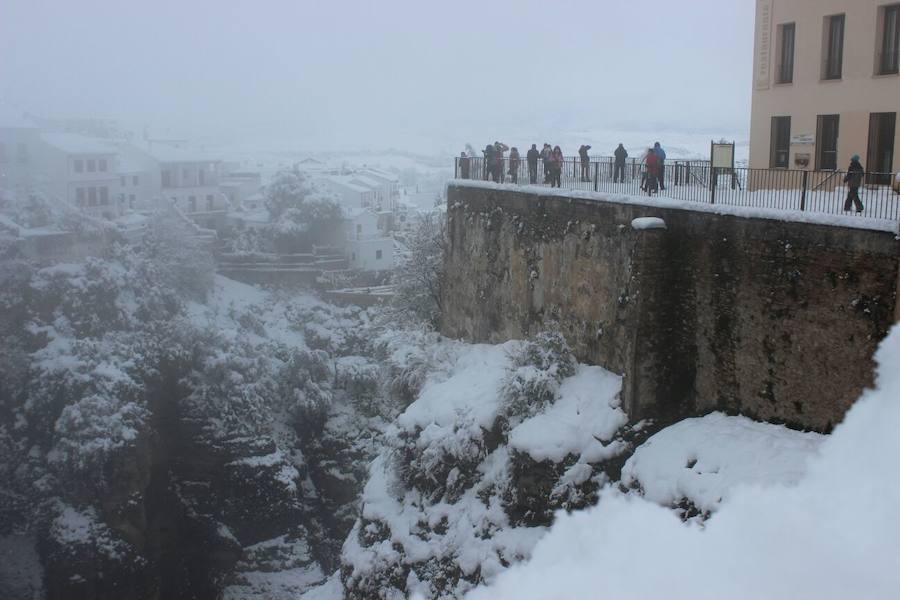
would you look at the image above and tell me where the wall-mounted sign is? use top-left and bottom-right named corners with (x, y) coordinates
top-left (791, 134), bottom-right (815, 145)
top-left (754, 0), bottom-right (774, 90)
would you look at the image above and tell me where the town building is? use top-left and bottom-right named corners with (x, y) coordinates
top-left (750, 0), bottom-right (900, 181)
top-left (344, 208), bottom-right (394, 271)
top-left (37, 133), bottom-right (122, 219)
top-left (0, 108), bottom-right (42, 195)
top-left (142, 144), bottom-right (228, 228)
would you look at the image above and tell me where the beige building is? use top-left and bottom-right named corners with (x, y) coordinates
top-left (750, 0), bottom-right (899, 181)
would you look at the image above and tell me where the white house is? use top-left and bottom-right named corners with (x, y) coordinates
top-left (219, 170), bottom-right (263, 209)
top-left (344, 208), bottom-right (394, 272)
top-left (320, 176), bottom-right (376, 210)
top-left (141, 144), bottom-right (228, 226)
top-left (37, 133), bottom-right (122, 219)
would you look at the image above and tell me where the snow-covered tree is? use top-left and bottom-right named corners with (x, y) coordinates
top-left (392, 212), bottom-right (446, 328)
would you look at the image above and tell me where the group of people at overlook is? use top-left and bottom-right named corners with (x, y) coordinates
top-left (457, 142), bottom-right (669, 195)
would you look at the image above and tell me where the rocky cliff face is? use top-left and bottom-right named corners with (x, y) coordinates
top-left (0, 227), bottom-right (396, 599)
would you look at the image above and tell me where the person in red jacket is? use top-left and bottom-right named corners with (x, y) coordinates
top-left (644, 148), bottom-right (659, 196)
top-left (549, 146), bottom-right (564, 187)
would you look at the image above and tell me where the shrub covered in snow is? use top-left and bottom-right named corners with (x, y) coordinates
top-left (502, 331), bottom-right (576, 421)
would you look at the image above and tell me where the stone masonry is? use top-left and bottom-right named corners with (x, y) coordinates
top-left (442, 182), bottom-right (899, 432)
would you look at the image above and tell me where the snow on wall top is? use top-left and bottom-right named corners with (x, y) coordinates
top-left (449, 180), bottom-right (899, 234)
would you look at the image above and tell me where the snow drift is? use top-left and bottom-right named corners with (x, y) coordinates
top-left (466, 326), bottom-right (900, 600)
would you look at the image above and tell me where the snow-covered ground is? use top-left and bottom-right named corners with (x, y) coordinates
top-left (465, 326), bottom-right (900, 600)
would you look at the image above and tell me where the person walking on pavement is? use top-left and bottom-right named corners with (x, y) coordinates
top-left (613, 143), bottom-right (628, 183)
top-left (843, 154), bottom-right (865, 212)
top-left (549, 145), bottom-right (564, 188)
top-left (578, 144), bottom-right (592, 182)
top-left (526, 144), bottom-right (540, 184)
top-left (508, 147), bottom-right (521, 184)
top-left (653, 142), bottom-right (667, 190)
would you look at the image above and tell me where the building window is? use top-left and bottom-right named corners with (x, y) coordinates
top-left (822, 14), bottom-right (845, 80)
top-left (867, 112), bottom-right (897, 184)
top-left (87, 159), bottom-right (96, 172)
top-left (776, 23), bottom-right (795, 83)
top-left (161, 170), bottom-right (172, 187)
top-left (132, 175), bottom-right (139, 186)
top-left (98, 158), bottom-right (107, 172)
top-left (770, 116), bottom-right (791, 168)
top-left (880, 4), bottom-right (900, 75)
top-left (816, 115), bottom-right (840, 171)
top-left (88, 187), bottom-right (97, 206)
top-left (121, 176), bottom-right (126, 187)
top-left (206, 194), bottom-right (214, 211)
top-left (376, 249), bottom-right (383, 260)
top-left (76, 188), bottom-right (85, 206)
top-left (351, 252), bottom-right (356, 261)
top-left (189, 196), bottom-right (196, 212)
top-left (99, 187), bottom-right (109, 206)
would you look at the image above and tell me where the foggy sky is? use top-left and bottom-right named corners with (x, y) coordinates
top-left (1, 0), bottom-right (755, 152)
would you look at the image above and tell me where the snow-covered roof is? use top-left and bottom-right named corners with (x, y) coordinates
top-left (349, 175), bottom-right (384, 189)
top-left (360, 168), bottom-right (399, 183)
top-left (145, 144), bottom-right (221, 164)
top-left (324, 177), bottom-right (372, 194)
top-left (40, 133), bottom-right (117, 155)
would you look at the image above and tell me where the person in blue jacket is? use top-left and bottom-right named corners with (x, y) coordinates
top-left (653, 142), bottom-right (667, 190)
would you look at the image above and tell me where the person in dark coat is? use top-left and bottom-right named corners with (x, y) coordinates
top-left (508, 147), bottom-right (520, 184)
top-left (493, 141), bottom-right (509, 183)
top-left (549, 146), bottom-right (564, 188)
top-left (541, 143), bottom-right (552, 183)
top-left (578, 144), bottom-right (592, 182)
top-left (653, 142), bottom-right (667, 190)
top-left (843, 154), bottom-right (865, 212)
top-left (459, 151), bottom-right (470, 179)
top-left (526, 144), bottom-right (540, 184)
top-left (613, 143), bottom-right (628, 183)
top-left (482, 144), bottom-right (494, 181)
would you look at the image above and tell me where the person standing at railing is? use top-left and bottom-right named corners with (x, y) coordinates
top-left (483, 144), bottom-right (495, 181)
top-left (527, 144), bottom-right (540, 184)
top-left (644, 148), bottom-right (659, 195)
top-left (654, 142), bottom-right (667, 190)
top-left (843, 154), bottom-right (865, 213)
top-left (459, 152), bottom-right (470, 179)
top-left (508, 147), bottom-right (521, 184)
top-left (578, 145), bottom-right (592, 182)
top-left (613, 143), bottom-right (628, 183)
top-left (541, 143), bottom-right (552, 184)
top-left (549, 146), bottom-right (564, 188)
top-left (493, 141), bottom-right (509, 183)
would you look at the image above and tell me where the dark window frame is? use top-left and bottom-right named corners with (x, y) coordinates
top-left (777, 23), bottom-right (796, 83)
top-left (880, 4), bottom-right (900, 75)
top-left (816, 114), bottom-right (840, 171)
top-left (822, 14), bottom-right (845, 80)
top-left (770, 116), bottom-right (792, 169)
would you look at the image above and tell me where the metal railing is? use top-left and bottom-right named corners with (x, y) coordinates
top-left (454, 156), bottom-right (900, 221)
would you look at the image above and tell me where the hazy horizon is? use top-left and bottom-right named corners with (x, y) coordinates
top-left (1, 0), bottom-right (756, 153)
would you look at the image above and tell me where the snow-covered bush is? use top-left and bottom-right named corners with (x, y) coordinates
top-left (138, 216), bottom-right (215, 302)
top-left (502, 332), bottom-right (576, 421)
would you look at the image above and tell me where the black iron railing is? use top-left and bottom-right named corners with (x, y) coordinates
top-left (454, 156), bottom-right (900, 221)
